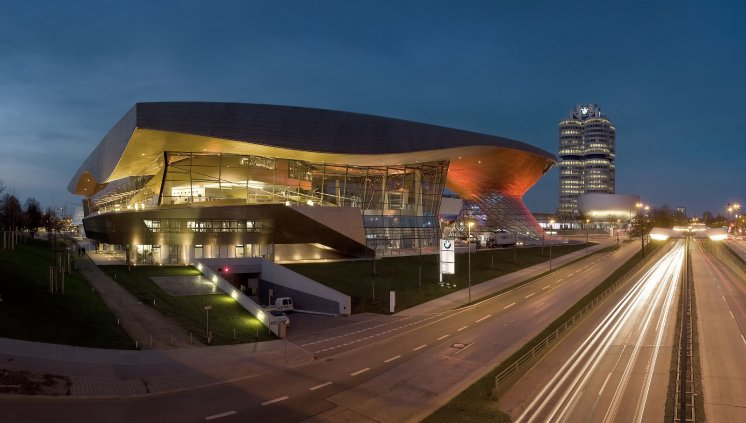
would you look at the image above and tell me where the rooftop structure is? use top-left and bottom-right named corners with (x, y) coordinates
top-left (69, 102), bottom-right (556, 263)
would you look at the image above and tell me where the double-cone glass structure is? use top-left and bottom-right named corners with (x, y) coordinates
top-left (69, 103), bottom-right (556, 263)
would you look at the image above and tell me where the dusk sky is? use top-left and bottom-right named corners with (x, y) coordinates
top-left (1, 1), bottom-right (744, 216)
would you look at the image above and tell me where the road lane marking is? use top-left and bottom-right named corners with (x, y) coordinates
top-left (350, 368), bottom-right (370, 376)
top-left (535, 302), bottom-right (544, 309)
top-left (556, 278), bottom-right (564, 282)
top-left (543, 285), bottom-right (551, 290)
top-left (413, 344), bottom-right (427, 351)
top-left (261, 396), bottom-right (289, 406)
top-left (457, 325), bottom-right (468, 332)
top-left (384, 355), bottom-right (401, 363)
top-left (504, 319), bottom-right (515, 327)
top-left (525, 293), bottom-right (536, 299)
top-left (475, 315), bottom-right (492, 323)
top-left (310, 382), bottom-right (332, 391)
top-left (742, 334), bottom-right (746, 346)
top-left (504, 302), bottom-right (516, 310)
top-left (731, 310), bottom-right (736, 319)
top-left (437, 334), bottom-right (449, 341)
top-left (599, 372), bottom-right (612, 395)
top-left (206, 411), bottom-right (237, 420)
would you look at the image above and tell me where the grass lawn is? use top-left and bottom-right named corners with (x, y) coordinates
top-left (99, 266), bottom-right (275, 345)
top-left (0, 239), bottom-right (133, 349)
top-left (287, 243), bottom-right (592, 314)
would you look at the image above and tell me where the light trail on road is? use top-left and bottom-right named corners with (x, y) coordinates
top-left (515, 242), bottom-right (684, 423)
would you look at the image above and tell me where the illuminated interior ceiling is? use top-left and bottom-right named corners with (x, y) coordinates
top-left (69, 103), bottom-right (557, 200)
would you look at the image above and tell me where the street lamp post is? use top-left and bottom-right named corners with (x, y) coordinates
top-left (467, 220), bottom-right (475, 303)
top-left (204, 305), bottom-right (212, 343)
top-left (616, 219), bottom-right (621, 245)
top-left (548, 224), bottom-right (553, 269)
top-left (585, 218), bottom-right (590, 255)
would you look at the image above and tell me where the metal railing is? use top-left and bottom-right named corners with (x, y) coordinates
top-left (493, 241), bottom-right (672, 393)
top-left (675, 239), bottom-right (695, 422)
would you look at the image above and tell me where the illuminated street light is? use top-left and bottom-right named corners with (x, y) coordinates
top-left (549, 219), bottom-right (555, 270)
top-left (467, 220), bottom-right (475, 303)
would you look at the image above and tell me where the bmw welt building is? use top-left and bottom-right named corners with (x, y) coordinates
top-left (68, 103), bottom-right (556, 264)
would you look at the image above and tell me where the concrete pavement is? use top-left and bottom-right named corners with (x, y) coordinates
top-left (1, 237), bottom-right (625, 399)
top-left (76, 254), bottom-right (198, 349)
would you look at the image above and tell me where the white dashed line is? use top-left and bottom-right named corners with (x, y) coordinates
top-left (742, 335), bottom-right (746, 346)
top-left (476, 314), bottom-right (492, 323)
top-left (261, 396), bottom-right (289, 406)
top-left (384, 355), bottom-right (401, 363)
top-left (731, 311), bottom-right (736, 319)
top-left (205, 411), bottom-right (237, 420)
top-left (556, 278), bottom-right (564, 282)
top-left (543, 285), bottom-right (551, 290)
top-left (535, 302), bottom-right (545, 309)
top-left (504, 302), bottom-right (516, 310)
top-left (350, 368), bottom-right (370, 376)
top-left (503, 319), bottom-right (515, 327)
top-left (457, 326), bottom-right (468, 332)
top-left (413, 344), bottom-right (427, 351)
top-left (437, 334), bottom-right (449, 341)
top-left (310, 382), bottom-right (332, 391)
top-left (525, 293), bottom-right (536, 299)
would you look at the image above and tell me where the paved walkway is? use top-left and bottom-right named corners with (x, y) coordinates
top-left (76, 255), bottom-right (198, 349)
top-left (0, 337), bottom-right (312, 397)
top-left (1, 236), bottom-right (624, 398)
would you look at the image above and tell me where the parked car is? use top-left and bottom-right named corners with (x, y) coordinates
top-left (274, 297), bottom-right (294, 312)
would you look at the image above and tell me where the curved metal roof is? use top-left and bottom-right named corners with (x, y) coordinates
top-left (68, 102), bottom-right (557, 197)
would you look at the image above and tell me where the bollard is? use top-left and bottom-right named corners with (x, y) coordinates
top-left (153, 299), bottom-right (156, 306)
top-left (117, 318), bottom-right (120, 326)
top-left (135, 341), bottom-right (139, 349)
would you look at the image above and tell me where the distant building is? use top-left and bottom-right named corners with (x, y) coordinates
top-left (558, 104), bottom-right (616, 217)
top-left (578, 193), bottom-right (639, 223)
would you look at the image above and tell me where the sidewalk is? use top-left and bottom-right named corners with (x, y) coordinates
top-left (1, 237), bottom-right (623, 398)
top-left (76, 253), bottom-right (198, 349)
top-left (0, 337), bottom-right (313, 397)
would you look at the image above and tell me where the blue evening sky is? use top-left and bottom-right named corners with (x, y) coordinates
top-left (0, 1), bottom-right (744, 216)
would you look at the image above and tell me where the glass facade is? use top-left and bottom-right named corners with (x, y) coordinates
top-left (89, 151), bottom-right (448, 254)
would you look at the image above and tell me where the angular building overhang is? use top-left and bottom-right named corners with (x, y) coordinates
top-left (68, 102), bottom-right (557, 201)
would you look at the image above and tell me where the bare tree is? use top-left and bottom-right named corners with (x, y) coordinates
top-left (25, 198), bottom-right (43, 238)
top-left (0, 193), bottom-right (23, 231)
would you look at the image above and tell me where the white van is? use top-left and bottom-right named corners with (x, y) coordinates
top-left (275, 297), bottom-right (294, 312)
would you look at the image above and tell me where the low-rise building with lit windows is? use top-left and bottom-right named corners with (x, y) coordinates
top-left (68, 102), bottom-right (556, 263)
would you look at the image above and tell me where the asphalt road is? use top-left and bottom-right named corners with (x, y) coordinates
top-left (502, 241), bottom-right (683, 423)
top-left (0, 242), bottom-right (640, 423)
top-left (693, 240), bottom-right (746, 422)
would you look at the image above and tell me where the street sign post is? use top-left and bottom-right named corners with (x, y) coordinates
top-left (440, 239), bottom-right (455, 283)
